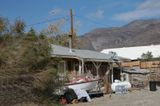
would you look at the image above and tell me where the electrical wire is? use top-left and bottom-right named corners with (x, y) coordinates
top-left (26, 16), bottom-right (69, 27)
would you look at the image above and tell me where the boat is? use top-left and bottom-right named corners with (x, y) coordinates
top-left (65, 76), bottom-right (99, 91)
top-left (54, 78), bottom-right (99, 96)
top-left (66, 79), bottom-right (99, 91)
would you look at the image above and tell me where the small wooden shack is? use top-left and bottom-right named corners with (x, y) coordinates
top-left (51, 45), bottom-right (119, 81)
top-left (121, 59), bottom-right (160, 84)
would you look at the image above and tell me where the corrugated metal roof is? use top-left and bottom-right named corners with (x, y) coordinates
top-left (123, 67), bottom-right (150, 74)
top-left (51, 45), bottom-right (115, 62)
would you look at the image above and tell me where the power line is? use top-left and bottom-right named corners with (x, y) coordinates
top-left (26, 16), bottom-right (69, 27)
top-left (26, 15), bottom-right (107, 28)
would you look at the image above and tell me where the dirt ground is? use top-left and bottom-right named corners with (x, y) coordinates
top-left (66, 87), bottom-right (160, 106)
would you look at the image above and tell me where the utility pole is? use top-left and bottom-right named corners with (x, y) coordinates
top-left (69, 9), bottom-right (74, 52)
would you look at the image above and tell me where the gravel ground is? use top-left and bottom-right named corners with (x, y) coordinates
top-left (66, 87), bottom-right (160, 106)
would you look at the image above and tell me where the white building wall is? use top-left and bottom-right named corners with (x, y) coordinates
top-left (101, 45), bottom-right (160, 60)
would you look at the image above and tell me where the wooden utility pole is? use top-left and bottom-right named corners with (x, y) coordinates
top-left (69, 9), bottom-right (74, 50)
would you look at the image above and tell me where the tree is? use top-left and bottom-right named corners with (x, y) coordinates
top-left (11, 19), bottom-right (25, 35)
top-left (39, 32), bottom-right (46, 39)
top-left (43, 19), bottom-right (65, 37)
top-left (0, 17), bottom-right (10, 36)
top-left (28, 28), bottom-right (36, 36)
top-left (54, 34), bottom-right (69, 46)
top-left (141, 51), bottom-right (153, 59)
top-left (0, 17), bottom-right (7, 35)
top-left (108, 51), bottom-right (118, 60)
top-left (26, 27), bottom-right (37, 40)
top-left (22, 38), bottom-right (51, 70)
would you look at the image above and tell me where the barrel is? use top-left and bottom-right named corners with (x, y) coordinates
top-left (156, 81), bottom-right (160, 87)
top-left (149, 81), bottom-right (157, 91)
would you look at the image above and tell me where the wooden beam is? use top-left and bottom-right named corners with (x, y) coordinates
top-left (92, 61), bottom-right (102, 78)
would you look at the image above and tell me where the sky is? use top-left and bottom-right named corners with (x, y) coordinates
top-left (1, 0), bottom-right (160, 35)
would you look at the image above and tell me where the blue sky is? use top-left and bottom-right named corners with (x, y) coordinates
top-left (1, 0), bottom-right (160, 35)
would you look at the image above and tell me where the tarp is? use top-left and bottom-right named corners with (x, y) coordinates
top-left (72, 88), bottom-right (91, 102)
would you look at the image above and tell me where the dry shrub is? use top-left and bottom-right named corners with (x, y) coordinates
top-left (33, 69), bottom-right (57, 91)
top-left (0, 17), bottom-right (63, 105)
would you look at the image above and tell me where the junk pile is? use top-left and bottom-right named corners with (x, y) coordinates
top-left (59, 87), bottom-right (91, 105)
top-left (59, 87), bottom-right (103, 105)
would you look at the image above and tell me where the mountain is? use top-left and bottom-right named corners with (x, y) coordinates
top-left (79, 19), bottom-right (160, 51)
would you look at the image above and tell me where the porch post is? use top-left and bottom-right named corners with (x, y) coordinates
top-left (78, 60), bottom-right (81, 76)
top-left (64, 61), bottom-right (66, 75)
top-left (111, 62), bottom-right (114, 83)
top-left (81, 59), bottom-right (84, 75)
top-left (92, 61), bottom-right (102, 78)
top-left (104, 64), bottom-right (110, 94)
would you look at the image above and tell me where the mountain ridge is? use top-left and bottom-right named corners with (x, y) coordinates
top-left (79, 19), bottom-right (160, 51)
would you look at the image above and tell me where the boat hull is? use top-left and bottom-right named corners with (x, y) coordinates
top-left (67, 80), bottom-right (99, 91)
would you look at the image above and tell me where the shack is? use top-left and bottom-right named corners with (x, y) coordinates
top-left (50, 45), bottom-right (119, 80)
top-left (122, 68), bottom-right (150, 85)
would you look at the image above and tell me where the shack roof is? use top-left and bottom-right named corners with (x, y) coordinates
top-left (51, 45), bottom-right (117, 62)
top-left (123, 67), bottom-right (150, 74)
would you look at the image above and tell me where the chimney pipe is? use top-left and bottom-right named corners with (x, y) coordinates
top-left (69, 34), bottom-right (72, 52)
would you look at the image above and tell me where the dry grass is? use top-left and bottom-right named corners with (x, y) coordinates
top-left (0, 36), bottom-right (61, 106)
